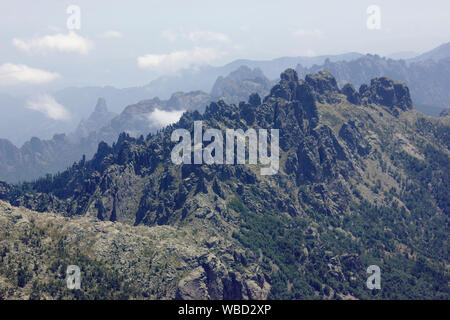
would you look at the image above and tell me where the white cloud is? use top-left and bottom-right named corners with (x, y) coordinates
top-left (147, 108), bottom-right (185, 127)
top-left (13, 31), bottom-right (93, 55)
top-left (100, 30), bottom-right (123, 39)
top-left (162, 29), bottom-right (231, 43)
top-left (26, 94), bottom-right (71, 121)
top-left (137, 47), bottom-right (222, 73)
top-left (0, 63), bottom-right (60, 86)
top-left (292, 29), bottom-right (324, 38)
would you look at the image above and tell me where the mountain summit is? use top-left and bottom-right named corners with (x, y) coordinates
top-left (95, 97), bottom-right (108, 113)
top-left (74, 98), bottom-right (118, 139)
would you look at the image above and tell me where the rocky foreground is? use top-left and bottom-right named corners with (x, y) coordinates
top-left (0, 200), bottom-right (269, 300)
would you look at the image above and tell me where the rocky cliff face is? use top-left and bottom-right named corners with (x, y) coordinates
top-left (1, 69), bottom-right (449, 300)
top-left (339, 76), bottom-right (413, 116)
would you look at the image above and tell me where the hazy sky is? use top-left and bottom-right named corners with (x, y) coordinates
top-left (1, 0), bottom-right (449, 90)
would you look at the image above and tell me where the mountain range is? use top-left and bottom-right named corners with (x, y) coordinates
top-left (296, 53), bottom-right (450, 116)
top-left (0, 69), bottom-right (448, 299)
top-left (2, 42), bottom-right (450, 183)
top-left (2, 43), bottom-right (449, 149)
top-left (0, 66), bottom-right (273, 183)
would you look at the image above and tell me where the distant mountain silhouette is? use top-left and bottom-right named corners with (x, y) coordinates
top-left (410, 42), bottom-right (450, 62)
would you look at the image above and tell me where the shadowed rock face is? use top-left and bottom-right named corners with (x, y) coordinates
top-left (1, 69), bottom-right (448, 300)
top-left (341, 83), bottom-right (361, 105)
top-left (305, 70), bottom-right (340, 95)
top-left (248, 92), bottom-right (261, 107)
top-left (360, 77), bottom-right (413, 112)
top-left (338, 121), bottom-right (371, 156)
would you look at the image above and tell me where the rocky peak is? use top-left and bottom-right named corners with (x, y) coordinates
top-left (270, 69), bottom-right (341, 105)
top-left (74, 98), bottom-right (118, 140)
top-left (280, 68), bottom-right (299, 82)
top-left (268, 68), bottom-right (301, 101)
top-left (94, 97), bottom-right (108, 113)
top-left (341, 83), bottom-right (361, 105)
top-left (248, 93), bottom-right (261, 106)
top-left (360, 77), bottom-right (413, 112)
top-left (305, 70), bottom-right (340, 95)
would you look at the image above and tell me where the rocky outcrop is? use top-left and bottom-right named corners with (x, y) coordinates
top-left (175, 253), bottom-right (270, 300)
top-left (296, 125), bottom-right (349, 184)
top-left (341, 83), bottom-right (361, 105)
top-left (360, 77), bottom-right (413, 112)
top-left (305, 70), bottom-right (339, 93)
top-left (1, 66), bottom-right (325, 184)
top-left (248, 93), bottom-right (261, 107)
top-left (339, 121), bottom-right (371, 156)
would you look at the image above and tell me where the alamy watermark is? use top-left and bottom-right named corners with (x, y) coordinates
top-left (366, 5), bottom-right (381, 30)
top-left (67, 5), bottom-right (81, 30)
top-left (366, 265), bottom-right (381, 290)
top-left (66, 265), bottom-right (81, 290)
top-left (171, 121), bottom-right (279, 175)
